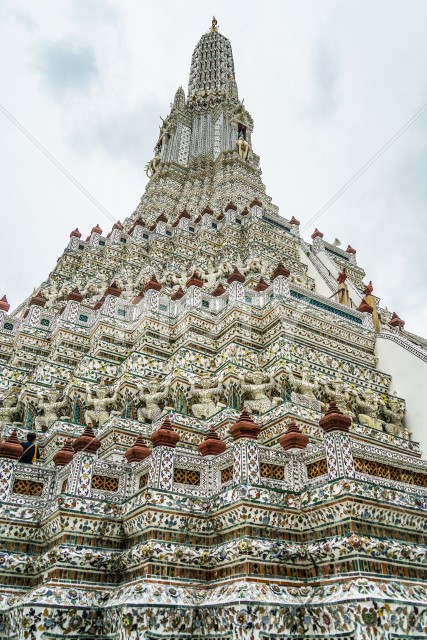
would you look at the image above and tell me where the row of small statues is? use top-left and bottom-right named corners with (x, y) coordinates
top-left (0, 363), bottom-right (406, 438)
top-left (41, 256), bottom-right (313, 310)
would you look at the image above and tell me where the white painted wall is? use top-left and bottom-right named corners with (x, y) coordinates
top-left (376, 335), bottom-right (427, 456)
top-left (297, 246), bottom-right (333, 298)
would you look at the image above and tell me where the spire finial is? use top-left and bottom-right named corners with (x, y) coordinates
top-left (211, 16), bottom-right (218, 32)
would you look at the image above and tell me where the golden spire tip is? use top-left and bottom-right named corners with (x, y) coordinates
top-left (211, 16), bottom-right (218, 32)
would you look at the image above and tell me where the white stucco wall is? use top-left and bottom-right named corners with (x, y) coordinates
top-left (297, 246), bottom-right (334, 299)
top-left (376, 335), bottom-right (427, 456)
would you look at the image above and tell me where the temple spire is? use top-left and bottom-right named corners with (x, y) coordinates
top-left (187, 22), bottom-right (236, 101)
top-left (132, 21), bottom-right (277, 223)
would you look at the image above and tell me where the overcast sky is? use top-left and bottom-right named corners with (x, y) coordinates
top-left (1, 1), bottom-right (426, 336)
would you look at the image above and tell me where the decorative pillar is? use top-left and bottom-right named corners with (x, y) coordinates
top-left (109, 221), bottom-right (125, 243)
top-left (311, 228), bottom-right (324, 254)
top-left (279, 420), bottom-right (309, 490)
top-left (67, 228), bottom-right (82, 250)
top-left (68, 425), bottom-right (101, 497)
top-left (144, 275), bottom-right (161, 314)
top-left (211, 283), bottom-right (226, 312)
top-left (0, 459), bottom-right (16, 501)
top-left (149, 416), bottom-right (179, 490)
top-left (129, 218), bottom-right (145, 241)
top-left (89, 223), bottom-right (103, 247)
top-left (229, 409), bottom-right (260, 484)
top-left (319, 402), bottom-right (355, 480)
top-left (60, 289), bottom-right (83, 323)
top-left (289, 216), bottom-right (300, 236)
top-left (185, 272), bottom-right (204, 308)
top-left (177, 209), bottom-right (191, 231)
top-left (227, 268), bottom-right (245, 302)
top-left (201, 206), bottom-right (214, 228)
top-left (24, 292), bottom-right (47, 327)
top-left (250, 198), bottom-right (263, 219)
top-left (199, 428), bottom-right (227, 491)
top-left (0, 431), bottom-right (23, 501)
top-left (272, 262), bottom-right (290, 298)
top-left (154, 213), bottom-right (168, 235)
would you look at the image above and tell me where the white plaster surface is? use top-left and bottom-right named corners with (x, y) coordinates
top-left (376, 335), bottom-right (427, 455)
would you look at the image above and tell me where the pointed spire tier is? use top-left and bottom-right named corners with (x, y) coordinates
top-left (289, 216), bottom-right (300, 226)
top-left (188, 23), bottom-right (236, 102)
top-left (91, 224), bottom-right (103, 234)
top-left (73, 424), bottom-right (101, 455)
top-left (70, 228), bottom-right (81, 238)
top-left (199, 427), bottom-right (227, 456)
top-left (279, 420), bottom-right (309, 451)
top-left (319, 401), bottom-right (351, 433)
top-left (53, 440), bottom-right (75, 467)
top-left (150, 416), bottom-right (180, 448)
top-left (124, 435), bottom-right (152, 462)
top-left (230, 409), bottom-right (260, 440)
top-left (0, 430), bottom-right (24, 460)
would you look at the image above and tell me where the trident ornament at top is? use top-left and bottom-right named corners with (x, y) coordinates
top-left (211, 16), bottom-right (218, 32)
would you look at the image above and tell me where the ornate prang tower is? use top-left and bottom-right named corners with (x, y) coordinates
top-left (1, 18), bottom-right (427, 640)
